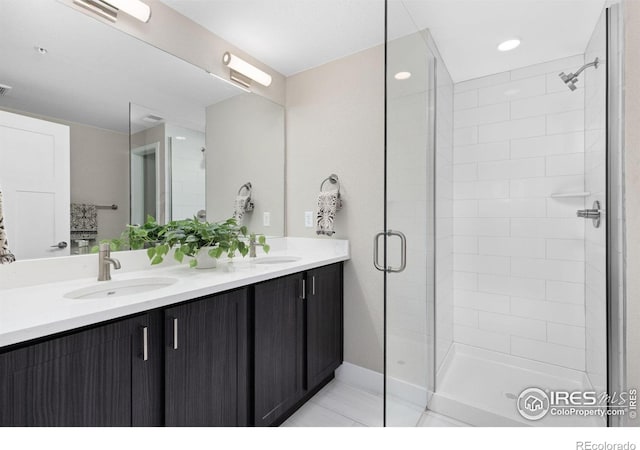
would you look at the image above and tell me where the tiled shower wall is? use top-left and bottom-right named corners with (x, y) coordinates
top-left (451, 55), bottom-right (588, 371)
top-left (584, 10), bottom-right (608, 394)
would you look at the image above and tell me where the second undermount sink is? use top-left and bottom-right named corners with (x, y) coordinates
top-left (252, 256), bottom-right (302, 265)
top-left (64, 277), bottom-right (179, 300)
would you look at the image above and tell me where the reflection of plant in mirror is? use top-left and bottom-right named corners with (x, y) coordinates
top-left (95, 216), bottom-right (270, 268)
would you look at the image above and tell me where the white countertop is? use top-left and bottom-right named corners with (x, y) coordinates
top-left (0, 238), bottom-right (349, 348)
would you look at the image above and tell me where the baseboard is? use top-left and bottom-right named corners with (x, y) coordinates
top-left (335, 362), bottom-right (428, 408)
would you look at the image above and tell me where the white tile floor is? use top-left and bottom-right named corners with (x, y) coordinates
top-left (281, 379), bottom-right (468, 427)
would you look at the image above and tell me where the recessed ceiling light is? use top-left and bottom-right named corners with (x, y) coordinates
top-left (498, 39), bottom-right (521, 52)
top-left (394, 71), bottom-right (411, 80)
top-left (34, 46), bottom-right (48, 55)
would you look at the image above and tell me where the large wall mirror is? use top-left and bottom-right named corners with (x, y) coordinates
top-left (0, 0), bottom-right (285, 262)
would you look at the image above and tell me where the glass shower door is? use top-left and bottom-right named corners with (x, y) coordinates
top-left (376, 0), bottom-right (437, 426)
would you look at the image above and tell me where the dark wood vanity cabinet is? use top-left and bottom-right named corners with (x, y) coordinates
top-left (253, 272), bottom-right (306, 427)
top-left (253, 263), bottom-right (343, 426)
top-left (306, 263), bottom-right (343, 389)
top-left (0, 263), bottom-right (343, 427)
top-left (0, 312), bottom-right (163, 426)
top-left (164, 288), bottom-right (248, 427)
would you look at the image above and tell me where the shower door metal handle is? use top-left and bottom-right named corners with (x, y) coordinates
top-left (373, 230), bottom-right (407, 273)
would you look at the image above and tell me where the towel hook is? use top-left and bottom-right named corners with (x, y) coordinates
top-left (237, 182), bottom-right (254, 212)
top-left (319, 174), bottom-right (342, 210)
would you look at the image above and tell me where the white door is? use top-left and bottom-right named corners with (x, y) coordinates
top-left (0, 111), bottom-right (70, 259)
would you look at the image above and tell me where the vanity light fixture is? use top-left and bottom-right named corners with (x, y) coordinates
top-left (73, 0), bottom-right (151, 23)
top-left (222, 52), bottom-right (272, 87)
top-left (394, 71), bottom-right (411, 80)
top-left (175, 136), bottom-right (187, 141)
top-left (497, 39), bottom-right (521, 52)
top-left (207, 71), bottom-right (251, 93)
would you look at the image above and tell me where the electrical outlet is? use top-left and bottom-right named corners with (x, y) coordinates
top-left (304, 211), bottom-right (314, 228)
top-left (263, 212), bottom-right (270, 226)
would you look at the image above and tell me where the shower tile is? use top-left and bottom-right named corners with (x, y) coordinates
top-left (510, 257), bottom-right (584, 283)
top-left (478, 237), bottom-right (546, 258)
top-left (454, 254), bottom-right (510, 275)
top-left (546, 197), bottom-right (585, 218)
top-left (510, 132), bottom-right (584, 158)
top-left (453, 126), bottom-right (478, 146)
top-left (546, 239), bottom-right (585, 261)
top-left (510, 297), bottom-right (585, 327)
top-left (455, 72), bottom-right (511, 93)
top-left (453, 236), bottom-right (478, 254)
top-left (454, 289), bottom-right (510, 314)
top-left (477, 158), bottom-right (545, 180)
top-left (454, 141), bottom-right (510, 163)
top-left (454, 325), bottom-right (510, 353)
top-left (511, 218), bottom-right (584, 239)
top-left (453, 163), bottom-right (477, 182)
top-left (510, 175), bottom-right (584, 198)
top-left (478, 116), bottom-right (546, 143)
top-left (546, 153), bottom-right (585, 176)
top-left (546, 280), bottom-right (585, 305)
top-left (453, 271), bottom-right (478, 290)
top-left (547, 110), bottom-right (585, 135)
top-left (477, 76), bottom-right (546, 106)
top-left (454, 102), bottom-right (509, 128)
top-left (511, 90), bottom-right (584, 120)
top-left (453, 200), bottom-right (479, 218)
top-left (547, 323), bottom-right (586, 349)
top-left (478, 274), bottom-right (546, 300)
top-left (479, 198), bottom-right (546, 218)
top-left (510, 336), bottom-right (585, 371)
top-left (454, 218), bottom-right (510, 237)
top-left (478, 311), bottom-right (547, 341)
top-left (453, 90), bottom-right (478, 110)
top-left (454, 180), bottom-right (509, 199)
top-left (454, 307), bottom-right (479, 327)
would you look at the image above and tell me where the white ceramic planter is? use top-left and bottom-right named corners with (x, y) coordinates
top-left (195, 247), bottom-right (217, 269)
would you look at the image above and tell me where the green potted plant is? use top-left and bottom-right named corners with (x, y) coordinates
top-left (97, 216), bottom-right (270, 269)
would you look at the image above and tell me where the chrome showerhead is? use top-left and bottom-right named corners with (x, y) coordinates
top-left (558, 57), bottom-right (599, 91)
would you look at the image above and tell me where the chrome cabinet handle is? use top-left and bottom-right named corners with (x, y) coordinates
top-left (301, 279), bottom-right (306, 300)
top-left (373, 230), bottom-right (407, 273)
top-left (312, 276), bottom-right (316, 296)
top-left (172, 318), bottom-right (178, 350)
top-left (142, 326), bottom-right (148, 361)
top-left (50, 241), bottom-right (68, 249)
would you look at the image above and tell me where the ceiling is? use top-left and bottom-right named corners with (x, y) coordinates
top-left (0, 0), bottom-right (242, 133)
top-left (162, 0), bottom-right (607, 82)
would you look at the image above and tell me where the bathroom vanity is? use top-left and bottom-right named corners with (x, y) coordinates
top-left (0, 238), bottom-right (348, 427)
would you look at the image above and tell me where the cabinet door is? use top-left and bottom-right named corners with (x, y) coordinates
top-left (164, 289), bottom-right (248, 427)
top-left (306, 263), bottom-right (343, 389)
top-left (254, 273), bottom-right (304, 427)
top-left (0, 313), bottom-right (159, 426)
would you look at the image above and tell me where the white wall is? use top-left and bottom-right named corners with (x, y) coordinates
top-left (286, 46), bottom-right (385, 372)
top-left (206, 94), bottom-right (285, 235)
top-left (452, 55), bottom-right (588, 371)
top-left (584, 10), bottom-right (608, 395)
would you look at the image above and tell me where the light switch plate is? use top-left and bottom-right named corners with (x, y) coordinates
top-left (263, 212), bottom-right (270, 226)
top-left (304, 211), bottom-right (314, 228)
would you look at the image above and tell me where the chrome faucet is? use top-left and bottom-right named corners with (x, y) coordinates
top-left (98, 243), bottom-right (121, 281)
top-left (249, 235), bottom-right (257, 258)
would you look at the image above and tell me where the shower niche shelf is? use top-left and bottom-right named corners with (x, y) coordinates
top-left (550, 192), bottom-right (591, 198)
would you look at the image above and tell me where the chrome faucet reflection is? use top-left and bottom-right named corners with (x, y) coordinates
top-left (98, 243), bottom-right (121, 281)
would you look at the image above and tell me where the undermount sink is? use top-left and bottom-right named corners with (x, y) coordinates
top-left (252, 256), bottom-right (302, 265)
top-left (64, 277), bottom-right (178, 300)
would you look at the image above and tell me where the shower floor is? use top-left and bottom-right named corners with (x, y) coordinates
top-left (429, 344), bottom-right (605, 427)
